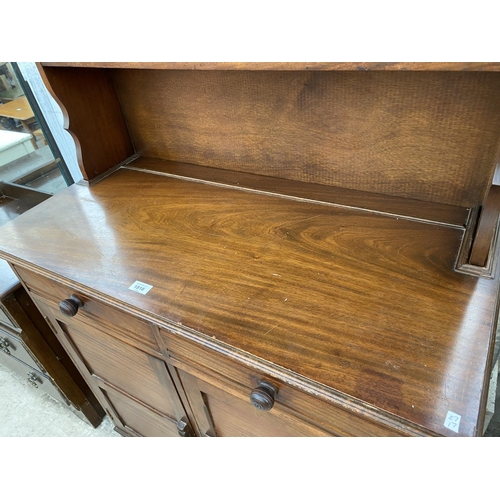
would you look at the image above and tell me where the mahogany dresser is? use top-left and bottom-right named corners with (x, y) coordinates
top-left (0, 62), bottom-right (499, 437)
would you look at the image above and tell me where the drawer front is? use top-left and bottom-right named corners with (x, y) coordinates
top-left (161, 328), bottom-right (406, 436)
top-left (0, 327), bottom-right (41, 371)
top-left (177, 367), bottom-right (332, 437)
top-left (0, 351), bottom-right (67, 405)
top-left (15, 266), bottom-right (159, 353)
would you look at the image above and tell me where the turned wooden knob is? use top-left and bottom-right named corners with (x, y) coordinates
top-left (250, 381), bottom-right (279, 411)
top-left (59, 295), bottom-right (84, 317)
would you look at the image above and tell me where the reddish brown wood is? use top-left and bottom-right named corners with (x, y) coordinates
top-left (54, 320), bottom-right (177, 417)
top-left (37, 64), bottom-right (134, 180)
top-left (17, 266), bottom-right (160, 354)
top-left (177, 368), bottom-right (332, 437)
top-left (33, 295), bottom-right (190, 435)
top-left (2, 62), bottom-right (499, 438)
top-left (100, 385), bottom-right (183, 437)
top-left (3, 288), bottom-right (103, 426)
top-left (40, 62), bottom-right (500, 71)
top-left (111, 69), bottom-right (500, 207)
top-left (469, 185), bottom-right (500, 267)
top-left (0, 167), bottom-right (497, 436)
top-left (165, 330), bottom-right (414, 436)
top-left (128, 157), bottom-right (470, 227)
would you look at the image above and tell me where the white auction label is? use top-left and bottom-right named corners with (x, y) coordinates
top-left (443, 411), bottom-right (461, 433)
top-left (129, 281), bottom-right (153, 295)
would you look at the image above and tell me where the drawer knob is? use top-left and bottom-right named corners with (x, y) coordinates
top-left (27, 372), bottom-right (39, 389)
top-left (59, 295), bottom-right (84, 317)
top-left (250, 381), bottom-right (279, 411)
top-left (0, 337), bottom-right (11, 356)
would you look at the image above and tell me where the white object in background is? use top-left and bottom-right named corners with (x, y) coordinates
top-left (15, 62), bottom-right (82, 183)
top-left (0, 130), bottom-right (34, 167)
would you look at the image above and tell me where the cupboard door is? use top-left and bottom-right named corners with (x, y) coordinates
top-left (176, 368), bottom-right (332, 437)
top-left (35, 298), bottom-right (192, 437)
top-left (101, 385), bottom-right (182, 437)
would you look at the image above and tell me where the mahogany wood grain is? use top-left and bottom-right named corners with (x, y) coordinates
top-left (177, 369), bottom-right (332, 437)
top-left (17, 266), bottom-right (161, 354)
top-left (469, 185), bottom-right (500, 267)
top-left (0, 168), bottom-right (497, 436)
top-left (37, 64), bottom-right (134, 180)
top-left (34, 294), bottom-right (189, 436)
top-left (167, 334), bottom-right (412, 436)
top-left (54, 319), bottom-right (180, 419)
top-left (41, 62), bottom-right (500, 71)
top-left (112, 69), bottom-right (500, 207)
top-left (34, 298), bottom-right (127, 428)
top-left (100, 385), bottom-right (180, 437)
top-left (127, 157), bottom-right (470, 227)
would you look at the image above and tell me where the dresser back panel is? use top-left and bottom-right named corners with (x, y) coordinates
top-left (111, 69), bottom-right (500, 207)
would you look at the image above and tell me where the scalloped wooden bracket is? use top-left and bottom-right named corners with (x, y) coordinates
top-left (35, 62), bottom-right (86, 179)
top-left (36, 63), bottom-right (134, 181)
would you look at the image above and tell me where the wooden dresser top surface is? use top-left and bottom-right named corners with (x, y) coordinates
top-left (0, 165), bottom-right (497, 436)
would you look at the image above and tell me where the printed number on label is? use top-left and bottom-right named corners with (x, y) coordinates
top-left (129, 281), bottom-right (153, 295)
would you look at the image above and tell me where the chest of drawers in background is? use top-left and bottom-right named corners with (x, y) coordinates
top-left (0, 259), bottom-right (104, 427)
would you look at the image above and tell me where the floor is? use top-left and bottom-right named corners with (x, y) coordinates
top-left (0, 362), bottom-right (119, 437)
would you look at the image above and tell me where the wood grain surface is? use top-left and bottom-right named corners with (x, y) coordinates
top-left (38, 65), bottom-right (134, 180)
top-left (0, 168), bottom-right (497, 436)
top-left (112, 69), bottom-right (500, 207)
top-left (41, 62), bottom-right (500, 71)
top-left (127, 157), bottom-right (470, 227)
top-left (469, 185), bottom-right (500, 267)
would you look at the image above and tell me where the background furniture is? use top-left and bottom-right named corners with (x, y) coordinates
top-left (0, 96), bottom-right (38, 149)
top-left (0, 130), bottom-right (35, 166)
top-left (0, 62), bottom-right (499, 436)
top-left (0, 181), bottom-right (104, 427)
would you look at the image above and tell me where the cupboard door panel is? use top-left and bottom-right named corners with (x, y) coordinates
top-left (34, 296), bottom-right (190, 436)
top-left (164, 329), bottom-right (407, 436)
top-left (58, 321), bottom-right (181, 419)
top-left (101, 386), bottom-right (180, 437)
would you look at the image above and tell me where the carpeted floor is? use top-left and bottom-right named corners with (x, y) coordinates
top-left (0, 363), bottom-right (119, 437)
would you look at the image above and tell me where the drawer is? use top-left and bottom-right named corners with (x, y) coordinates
top-left (161, 328), bottom-right (408, 436)
top-left (0, 350), bottom-right (67, 406)
top-left (15, 266), bottom-right (159, 354)
top-left (0, 327), bottom-right (41, 371)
